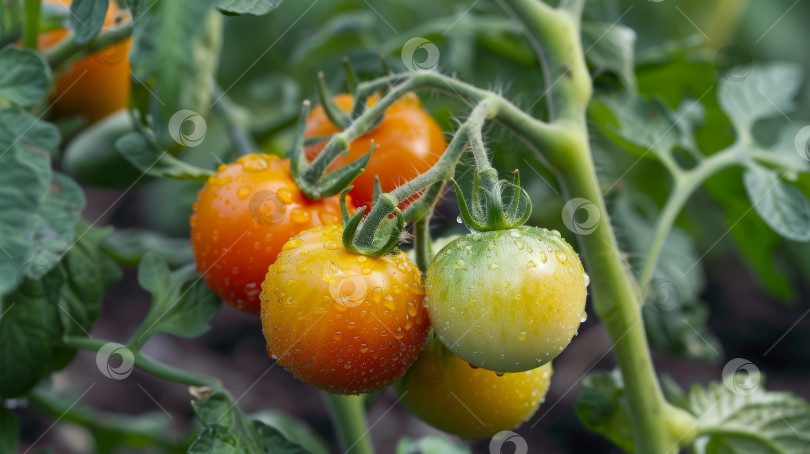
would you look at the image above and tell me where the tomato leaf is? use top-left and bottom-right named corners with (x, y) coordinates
top-left (581, 21), bottom-right (636, 90)
top-left (130, 253), bottom-right (220, 345)
top-left (575, 370), bottom-right (635, 453)
top-left (717, 63), bottom-right (802, 135)
top-left (687, 376), bottom-right (810, 453)
top-left (0, 407), bottom-right (18, 453)
top-left (0, 273), bottom-right (63, 397)
top-left (251, 411), bottom-right (330, 454)
top-left (189, 391), bottom-right (314, 454)
top-left (101, 229), bottom-right (194, 267)
top-left (0, 47), bottom-right (52, 107)
top-left (743, 164), bottom-right (810, 242)
top-left (396, 435), bottom-right (471, 454)
top-left (217, 0), bottom-right (283, 16)
top-left (69, 0), bottom-right (109, 45)
top-left (0, 109), bottom-right (58, 297)
top-left (116, 132), bottom-right (214, 183)
top-left (19, 173), bottom-right (85, 282)
top-left (127, 0), bottom-right (221, 148)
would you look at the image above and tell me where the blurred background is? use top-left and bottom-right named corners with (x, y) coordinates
top-left (14, 0), bottom-right (810, 452)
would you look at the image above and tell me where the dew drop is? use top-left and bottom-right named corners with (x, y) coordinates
top-left (538, 252), bottom-right (548, 264)
top-left (580, 311), bottom-right (588, 323)
top-left (517, 331), bottom-right (527, 341)
top-left (495, 371), bottom-right (505, 377)
top-left (236, 186), bottom-right (251, 200)
top-left (583, 273), bottom-right (591, 286)
top-left (488, 263), bottom-right (499, 270)
top-left (454, 259), bottom-right (467, 270)
top-left (456, 216), bottom-right (463, 223)
top-left (556, 252), bottom-right (567, 264)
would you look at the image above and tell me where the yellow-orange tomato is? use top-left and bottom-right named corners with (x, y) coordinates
top-left (39, 0), bottom-right (131, 124)
top-left (261, 225), bottom-right (430, 394)
top-left (304, 93), bottom-right (447, 208)
top-left (395, 336), bottom-right (553, 439)
top-left (191, 154), bottom-right (351, 314)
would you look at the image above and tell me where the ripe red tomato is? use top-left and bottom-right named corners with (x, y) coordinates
top-left (304, 93), bottom-right (447, 207)
top-left (260, 225), bottom-right (430, 394)
top-left (395, 336), bottom-right (553, 439)
top-left (191, 154), bottom-right (352, 314)
top-left (39, 0), bottom-right (131, 124)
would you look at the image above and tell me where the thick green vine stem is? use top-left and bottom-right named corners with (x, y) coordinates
top-left (499, 0), bottom-right (696, 452)
top-left (322, 393), bottom-right (374, 454)
top-left (23, 0), bottom-right (40, 49)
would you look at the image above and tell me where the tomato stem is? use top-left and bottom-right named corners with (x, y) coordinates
top-left (43, 21), bottom-right (133, 73)
top-left (22, 0), bottom-right (40, 49)
top-left (413, 216), bottom-right (433, 272)
top-left (322, 393), bottom-right (375, 454)
top-left (62, 336), bottom-right (221, 389)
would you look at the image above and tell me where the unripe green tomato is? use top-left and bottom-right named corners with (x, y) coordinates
top-left (395, 336), bottom-right (552, 439)
top-left (62, 110), bottom-right (149, 188)
top-left (424, 227), bottom-right (588, 372)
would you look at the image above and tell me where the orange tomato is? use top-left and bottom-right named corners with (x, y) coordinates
top-left (191, 154), bottom-right (353, 314)
top-left (304, 93), bottom-right (447, 208)
top-left (39, 0), bottom-right (131, 124)
top-left (261, 225), bottom-right (430, 394)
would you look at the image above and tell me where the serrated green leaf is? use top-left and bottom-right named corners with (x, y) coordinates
top-left (189, 391), bottom-right (313, 454)
top-left (718, 63), bottom-right (802, 134)
top-left (396, 435), bottom-right (471, 454)
top-left (0, 407), bottom-right (18, 453)
top-left (743, 165), bottom-right (810, 242)
top-left (127, 0), bottom-right (221, 148)
top-left (0, 273), bottom-right (63, 397)
top-left (574, 371), bottom-right (635, 453)
top-left (217, 0), bottom-right (283, 16)
top-left (252, 411), bottom-right (330, 454)
top-left (116, 132), bottom-right (214, 183)
top-left (0, 47), bottom-right (52, 107)
top-left (69, 0), bottom-right (108, 44)
top-left (581, 21), bottom-right (636, 89)
top-left (0, 110), bottom-right (57, 297)
top-left (20, 174), bottom-right (85, 281)
top-left (689, 378), bottom-right (810, 454)
top-left (131, 254), bottom-right (220, 344)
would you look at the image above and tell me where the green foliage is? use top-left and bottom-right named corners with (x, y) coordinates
top-left (581, 21), bottom-right (636, 89)
top-left (189, 391), bottom-right (316, 453)
top-left (743, 165), bottom-right (810, 242)
top-left (68, 0), bottom-right (109, 44)
top-left (116, 132), bottom-right (214, 183)
top-left (574, 370), bottom-right (635, 453)
top-left (129, 253), bottom-right (220, 346)
top-left (101, 229), bottom-right (194, 267)
top-left (217, 0), bottom-right (284, 16)
top-left (0, 407), bottom-right (18, 452)
top-left (396, 435), bottom-right (471, 454)
top-left (0, 47), bottom-right (51, 107)
top-left (687, 377), bottom-right (810, 453)
top-left (251, 411), bottom-right (330, 454)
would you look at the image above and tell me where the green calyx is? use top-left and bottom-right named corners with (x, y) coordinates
top-left (340, 187), bottom-right (404, 256)
top-left (453, 168), bottom-right (532, 232)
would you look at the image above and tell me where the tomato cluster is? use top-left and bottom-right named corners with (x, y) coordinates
top-left (190, 92), bottom-right (588, 439)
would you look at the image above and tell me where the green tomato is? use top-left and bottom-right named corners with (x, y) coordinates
top-left (424, 227), bottom-right (588, 372)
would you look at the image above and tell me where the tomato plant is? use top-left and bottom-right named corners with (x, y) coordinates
top-left (2, 0), bottom-right (810, 453)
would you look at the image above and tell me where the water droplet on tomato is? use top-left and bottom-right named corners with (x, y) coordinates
top-left (324, 241), bottom-right (339, 250)
top-left (488, 263), bottom-right (499, 270)
top-left (517, 331), bottom-right (527, 341)
top-left (454, 259), bottom-right (467, 270)
top-left (237, 185), bottom-right (251, 200)
top-left (580, 311), bottom-right (588, 323)
top-left (583, 273), bottom-right (590, 286)
top-left (290, 209), bottom-right (310, 224)
top-left (556, 252), bottom-right (567, 264)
